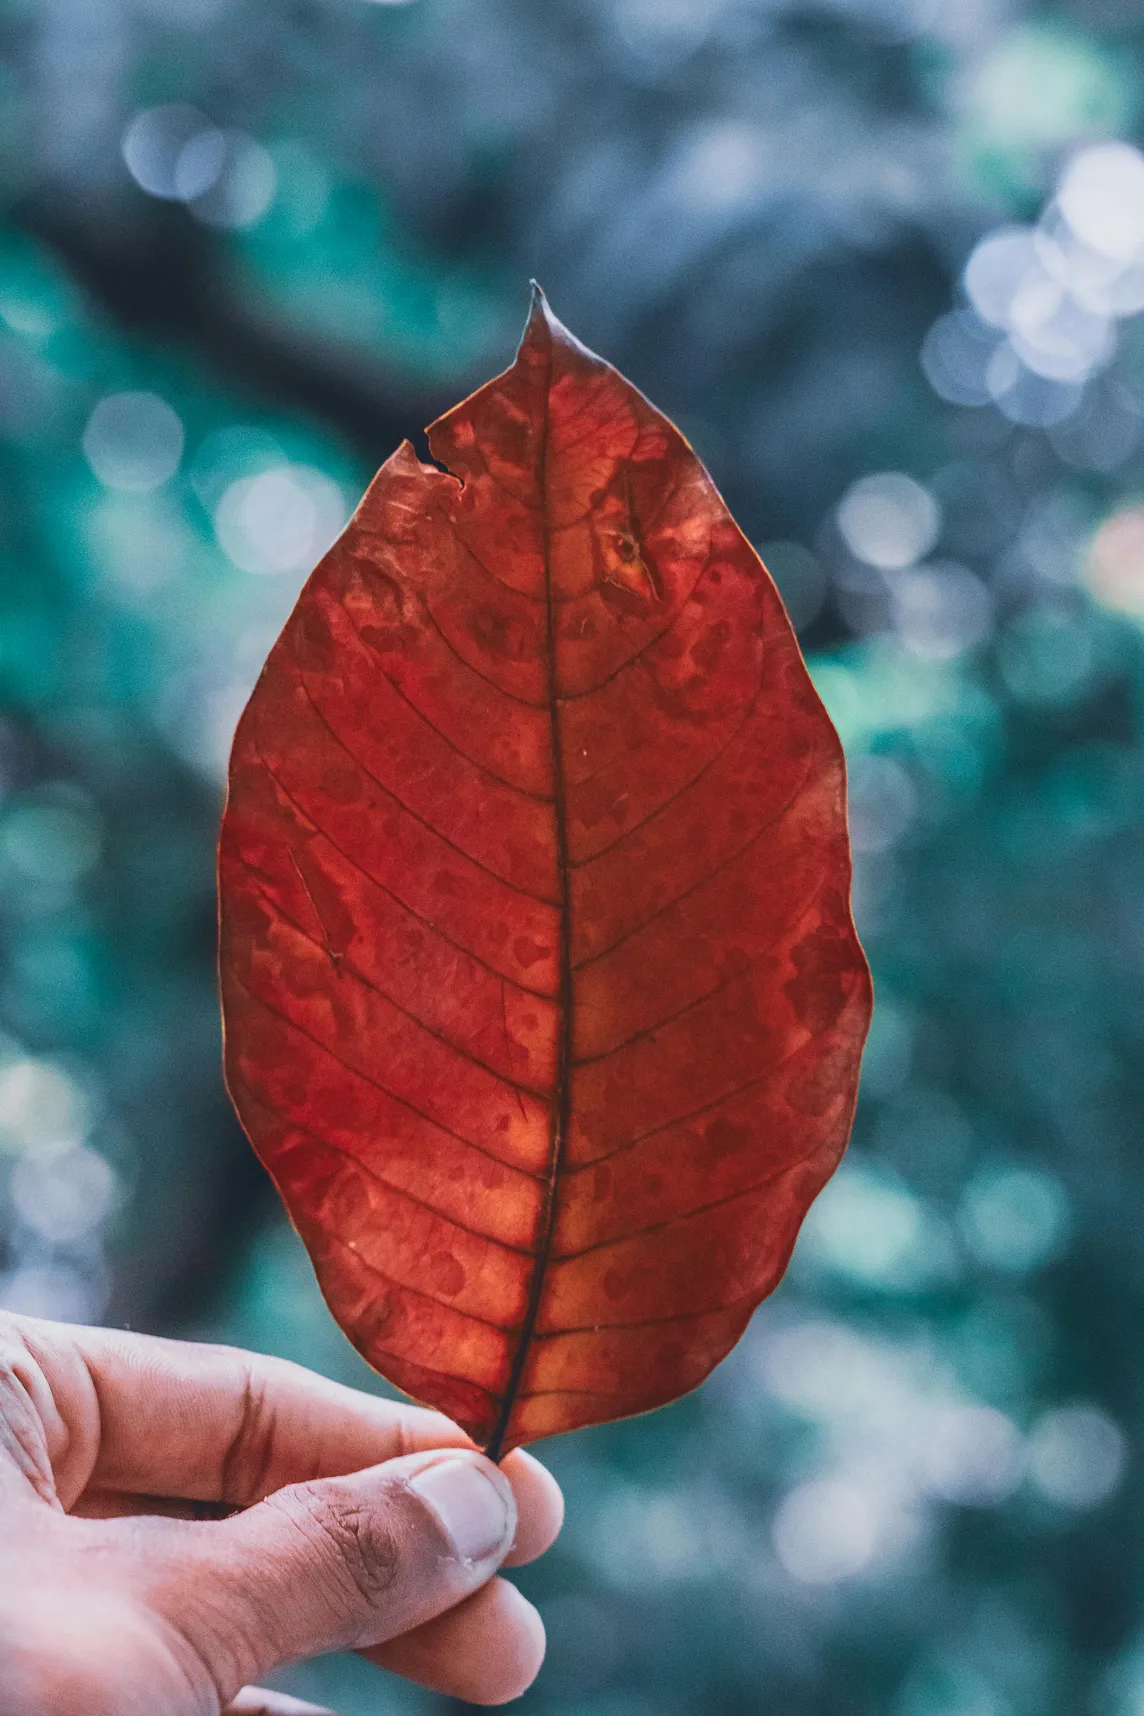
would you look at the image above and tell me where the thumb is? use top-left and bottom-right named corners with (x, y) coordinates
top-left (137, 1448), bottom-right (517, 1699)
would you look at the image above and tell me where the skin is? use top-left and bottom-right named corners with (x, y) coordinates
top-left (0, 1313), bottom-right (564, 1714)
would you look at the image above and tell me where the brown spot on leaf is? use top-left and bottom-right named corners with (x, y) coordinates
top-left (691, 619), bottom-right (731, 678)
top-left (704, 1116), bottom-right (749, 1159)
top-left (784, 922), bottom-right (854, 1033)
top-left (429, 1252), bottom-right (466, 1297)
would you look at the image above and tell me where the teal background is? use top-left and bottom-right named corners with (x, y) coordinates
top-left (1, 2), bottom-right (1143, 1712)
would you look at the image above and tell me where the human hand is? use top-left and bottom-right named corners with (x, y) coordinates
top-left (0, 1313), bottom-right (563, 1714)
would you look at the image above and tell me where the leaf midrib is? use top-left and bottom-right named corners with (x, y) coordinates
top-left (484, 311), bottom-right (572, 1462)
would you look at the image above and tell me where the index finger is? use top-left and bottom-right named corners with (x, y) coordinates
top-left (11, 1317), bottom-right (562, 1563)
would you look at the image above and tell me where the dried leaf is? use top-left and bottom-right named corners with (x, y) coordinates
top-left (218, 289), bottom-right (871, 1457)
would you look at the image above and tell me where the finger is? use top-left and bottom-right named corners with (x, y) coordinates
top-left (133, 1447), bottom-right (519, 1697)
top-left (224, 1692), bottom-right (336, 1715)
top-left (362, 1576), bottom-right (545, 1704)
top-left (11, 1317), bottom-right (562, 1564)
top-left (69, 1451), bottom-right (562, 1558)
top-left (71, 1488), bottom-right (235, 1520)
top-left (13, 1316), bottom-right (476, 1506)
top-left (497, 1447), bottom-right (562, 1567)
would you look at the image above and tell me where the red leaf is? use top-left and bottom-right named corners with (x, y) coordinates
top-left (218, 289), bottom-right (871, 1457)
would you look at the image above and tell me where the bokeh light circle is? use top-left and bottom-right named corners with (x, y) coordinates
top-left (837, 473), bottom-right (941, 570)
top-left (1058, 142), bottom-right (1144, 263)
top-left (82, 392), bottom-right (184, 493)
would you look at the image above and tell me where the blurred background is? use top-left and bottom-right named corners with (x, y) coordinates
top-left (1, 0), bottom-right (1143, 1710)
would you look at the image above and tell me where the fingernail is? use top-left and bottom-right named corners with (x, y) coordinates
top-left (409, 1456), bottom-right (514, 1565)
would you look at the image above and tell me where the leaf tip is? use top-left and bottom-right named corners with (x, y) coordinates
top-left (521, 281), bottom-right (583, 366)
top-left (525, 279), bottom-right (555, 347)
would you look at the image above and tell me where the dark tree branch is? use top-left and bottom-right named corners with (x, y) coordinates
top-left (12, 188), bottom-right (448, 464)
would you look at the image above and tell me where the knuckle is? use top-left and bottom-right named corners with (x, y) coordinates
top-left (218, 1359), bottom-right (281, 1506)
top-left (0, 1328), bottom-right (56, 1504)
top-left (279, 1480), bottom-right (404, 1610)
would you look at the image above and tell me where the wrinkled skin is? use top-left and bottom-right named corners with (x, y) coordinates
top-left (0, 1315), bottom-right (562, 1714)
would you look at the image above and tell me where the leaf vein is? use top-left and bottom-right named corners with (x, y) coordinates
top-left (229, 970), bottom-right (545, 1181)
top-left (534, 1291), bottom-right (757, 1339)
top-left (552, 1150), bottom-right (821, 1264)
top-left (238, 865), bottom-right (550, 1101)
top-left (567, 657), bottom-right (771, 872)
top-left (315, 1144), bottom-right (535, 1261)
top-left (332, 593), bottom-right (554, 803)
top-left (572, 744), bottom-right (820, 971)
top-left (564, 1039), bottom-right (811, 1176)
top-left (556, 541), bottom-right (712, 700)
top-left (293, 675), bottom-right (561, 906)
top-left (423, 602), bottom-right (548, 710)
top-left (245, 750), bottom-right (557, 1000)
